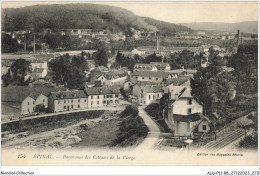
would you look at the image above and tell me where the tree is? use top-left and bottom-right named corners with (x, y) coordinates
top-left (44, 33), bottom-right (62, 49)
top-left (1, 34), bottom-right (20, 53)
top-left (190, 64), bottom-right (231, 114)
top-left (95, 48), bottom-right (108, 67)
top-left (10, 58), bottom-right (31, 85)
top-left (35, 104), bottom-right (45, 113)
top-left (49, 55), bottom-right (86, 89)
top-left (65, 66), bottom-right (86, 89)
top-left (71, 55), bottom-right (89, 72)
top-left (1, 69), bottom-right (12, 87)
top-left (159, 94), bottom-right (170, 119)
top-left (48, 56), bottom-right (71, 84)
top-left (143, 52), bottom-right (162, 64)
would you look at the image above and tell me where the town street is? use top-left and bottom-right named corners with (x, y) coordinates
top-left (135, 106), bottom-right (162, 151)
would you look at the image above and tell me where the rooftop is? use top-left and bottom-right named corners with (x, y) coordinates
top-left (49, 90), bottom-right (87, 100)
top-left (85, 86), bottom-right (120, 95)
top-left (2, 85), bottom-right (66, 103)
top-left (131, 71), bottom-right (171, 79)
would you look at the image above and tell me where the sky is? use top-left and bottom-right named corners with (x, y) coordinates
top-left (1, 1), bottom-right (258, 23)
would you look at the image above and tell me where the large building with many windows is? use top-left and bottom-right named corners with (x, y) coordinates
top-left (48, 90), bottom-right (88, 113)
top-left (85, 86), bottom-right (121, 108)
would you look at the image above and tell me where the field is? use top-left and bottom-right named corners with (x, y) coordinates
top-left (1, 107), bottom-right (148, 150)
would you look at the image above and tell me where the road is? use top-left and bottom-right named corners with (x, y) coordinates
top-left (2, 106), bottom-right (125, 125)
top-left (135, 106), bottom-right (162, 151)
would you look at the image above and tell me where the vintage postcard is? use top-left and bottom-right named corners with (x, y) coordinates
top-left (1, 0), bottom-right (258, 170)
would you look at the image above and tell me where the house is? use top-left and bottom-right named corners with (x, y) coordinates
top-left (48, 90), bottom-right (88, 113)
top-left (165, 86), bottom-right (211, 137)
top-left (132, 82), bottom-right (161, 98)
top-left (31, 68), bottom-right (48, 79)
top-left (131, 49), bottom-right (146, 56)
top-left (150, 62), bottom-right (171, 71)
top-left (21, 93), bottom-right (48, 115)
top-left (139, 85), bottom-right (164, 105)
top-left (123, 80), bottom-right (134, 91)
top-left (133, 63), bottom-right (158, 72)
top-left (1, 60), bottom-right (14, 76)
top-left (1, 85), bottom-right (65, 115)
top-left (130, 71), bottom-right (171, 83)
top-left (90, 74), bottom-right (107, 85)
top-left (85, 86), bottom-right (121, 108)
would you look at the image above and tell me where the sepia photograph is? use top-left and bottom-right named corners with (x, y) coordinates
top-left (0, 0), bottom-right (258, 173)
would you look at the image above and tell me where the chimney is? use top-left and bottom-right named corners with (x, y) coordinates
top-left (240, 32), bottom-right (243, 44)
top-left (237, 30), bottom-right (240, 45)
top-left (33, 35), bottom-right (36, 53)
top-left (156, 31), bottom-right (160, 51)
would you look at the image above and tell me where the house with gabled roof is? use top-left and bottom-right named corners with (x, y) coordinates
top-left (139, 85), bottom-right (164, 105)
top-left (133, 63), bottom-right (158, 72)
top-left (130, 71), bottom-right (171, 83)
top-left (150, 62), bottom-right (171, 71)
top-left (1, 85), bottom-right (66, 115)
top-left (165, 86), bottom-right (212, 137)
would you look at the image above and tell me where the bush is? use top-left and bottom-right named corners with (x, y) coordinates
top-left (239, 134), bottom-right (258, 149)
top-left (119, 105), bottom-right (138, 118)
top-left (111, 106), bottom-right (148, 147)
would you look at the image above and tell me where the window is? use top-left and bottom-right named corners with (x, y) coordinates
top-left (188, 99), bottom-right (192, 105)
top-left (97, 96), bottom-right (99, 99)
top-left (156, 78), bottom-right (158, 80)
top-left (202, 125), bottom-right (207, 131)
top-left (149, 77), bottom-right (151, 80)
top-left (103, 101), bottom-right (106, 104)
top-left (78, 105), bottom-right (80, 108)
top-left (91, 96), bottom-right (93, 99)
top-left (115, 100), bottom-right (119, 103)
top-left (78, 99), bottom-right (80, 102)
top-left (115, 95), bottom-right (118, 98)
top-left (33, 101), bottom-right (35, 104)
top-left (71, 100), bottom-right (73, 103)
top-left (33, 107), bottom-right (35, 111)
top-left (71, 105), bottom-right (73, 108)
top-left (91, 101), bottom-right (93, 105)
top-left (85, 99), bottom-right (87, 102)
top-left (64, 106), bottom-right (66, 109)
top-left (58, 100), bottom-right (60, 104)
top-left (28, 102), bottom-right (29, 105)
top-left (136, 77), bottom-right (138, 79)
top-left (149, 95), bottom-right (151, 100)
top-left (142, 77), bottom-right (144, 79)
top-left (107, 95), bottom-right (110, 98)
top-left (43, 99), bottom-right (45, 103)
top-left (64, 100), bottom-right (66, 103)
top-left (187, 108), bottom-right (192, 114)
top-left (28, 108), bottom-right (29, 112)
top-left (97, 101), bottom-right (99, 105)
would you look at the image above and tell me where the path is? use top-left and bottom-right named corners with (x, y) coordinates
top-left (135, 106), bottom-right (162, 151)
top-left (2, 106), bottom-right (125, 124)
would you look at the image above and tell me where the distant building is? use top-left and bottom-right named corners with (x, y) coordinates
top-left (131, 49), bottom-right (146, 56)
top-left (133, 63), bottom-right (158, 72)
top-left (130, 71), bottom-right (172, 83)
top-left (150, 62), bottom-right (171, 71)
